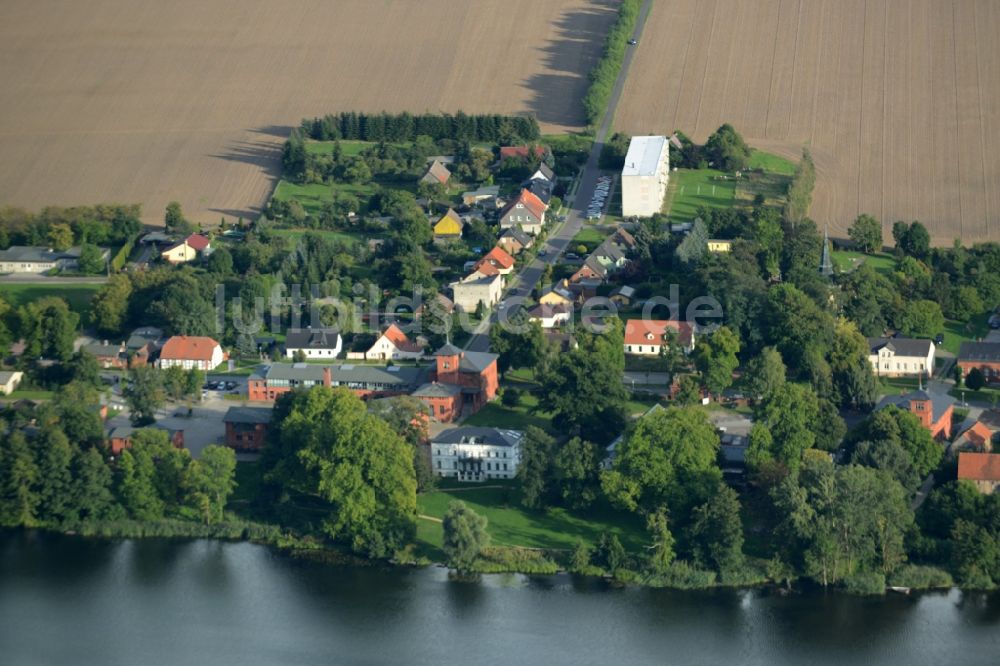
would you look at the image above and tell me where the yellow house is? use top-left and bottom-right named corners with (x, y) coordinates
top-left (707, 239), bottom-right (733, 253)
top-left (433, 209), bottom-right (464, 238)
top-left (538, 280), bottom-right (574, 307)
top-left (160, 241), bottom-right (198, 264)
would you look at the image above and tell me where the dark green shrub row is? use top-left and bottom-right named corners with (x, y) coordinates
top-left (582, 0), bottom-right (643, 126)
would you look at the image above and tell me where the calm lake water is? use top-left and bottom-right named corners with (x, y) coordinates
top-left (1, 531), bottom-right (998, 665)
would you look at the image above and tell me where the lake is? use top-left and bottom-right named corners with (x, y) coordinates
top-left (1, 531), bottom-right (998, 665)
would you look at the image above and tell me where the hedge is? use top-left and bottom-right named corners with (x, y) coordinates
top-left (110, 232), bottom-right (139, 272)
top-left (582, 0), bottom-right (643, 126)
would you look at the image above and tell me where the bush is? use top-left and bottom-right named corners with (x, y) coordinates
top-left (473, 547), bottom-right (559, 574)
top-left (887, 565), bottom-right (953, 590)
top-left (717, 560), bottom-right (769, 587)
top-left (644, 560), bottom-right (717, 589)
top-left (843, 571), bottom-right (886, 595)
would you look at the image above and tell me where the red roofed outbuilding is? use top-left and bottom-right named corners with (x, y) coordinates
top-left (474, 246), bottom-right (516, 276)
top-left (158, 335), bottom-right (225, 370)
top-left (957, 452), bottom-right (1000, 494)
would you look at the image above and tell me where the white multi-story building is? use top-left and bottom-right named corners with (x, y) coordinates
top-left (868, 337), bottom-right (935, 378)
top-left (450, 272), bottom-right (502, 312)
top-left (621, 135), bottom-right (670, 217)
top-left (431, 427), bottom-right (523, 482)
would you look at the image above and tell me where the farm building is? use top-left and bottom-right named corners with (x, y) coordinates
top-left (621, 135), bottom-right (669, 217)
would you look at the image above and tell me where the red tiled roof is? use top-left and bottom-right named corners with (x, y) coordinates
top-left (961, 421), bottom-right (994, 449)
top-left (477, 246), bottom-right (515, 270)
top-left (501, 188), bottom-right (547, 222)
top-left (381, 324), bottom-right (422, 353)
top-left (160, 335), bottom-right (220, 361)
top-left (958, 452), bottom-right (1000, 482)
top-left (184, 234), bottom-right (211, 252)
top-left (472, 261), bottom-right (501, 277)
top-left (624, 319), bottom-right (693, 347)
top-left (500, 145), bottom-right (546, 161)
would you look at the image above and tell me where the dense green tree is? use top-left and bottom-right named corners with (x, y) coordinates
top-left (947, 285), bottom-right (984, 322)
top-left (207, 247), bottom-right (234, 275)
top-left (602, 406), bottom-right (720, 516)
top-left (749, 383), bottom-right (821, 471)
top-left (490, 320), bottom-right (550, 372)
top-left (90, 273), bottom-right (133, 336)
top-left (849, 405), bottom-right (941, 478)
top-left (838, 263), bottom-right (899, 336)
top-left (116, 448), bottom-right (165, 520)
top-left (442, 500), bottom-right (490, 572)
top-left (704, 124), bottom-right (752, 172)
top-left (949, 519), bottom-right (999, 587)
top-left (829, 319), bottom-right (878, 409)
top-left (19, 296), bottom-right (79, 361)
top-left (0, 432), bottom-right (41, 526)
top-left (694, 326), bottom-right (740, 395)
top-left (48, 223), bottom-right (74, 251)
top-left (894, 221), bottom-right (930, 260)
top-left (744, 347), bottom-right (786, 401)
top-left (848, 214), bottom-right (883, 253)
top-left (689, 484), bottom-right (745, 573)
top-left (264, 388), bottom-right (417, 557)
top-left (33, 426), bottom-right (74, 523)
top-left (965, 367), bottom-right (986, 391)
top-left (851, 439), bottom-right (921, 491)
top-left (674, 374), bottom-right (701, 406)
top-left (182, 445), bottom-right (237, 524)
top-left (783, 148), bottom-right (816, 224)
top-left (898, 299), bottom-right (945, 338)
top-left (124, 366), bottom-right (165, 425)
top-left (538, 322), bottom-right (627, 444)
top-left (553, 437), bottom-right (601, 510)
top-left (77, 243), bottom-right (106, 274)
top-left (764, 283), bottom-right (835, 373)
top-left (164, 201), bottom-right (195, 235)
top-left (71, 447), bottom-right (118, 521)
top-left (646, 507), bottom-right (676, 573)
top-left (368, 395), bottom-right (436, 492)
top-left (517, 427), bottom-right (557, 510)
top-left (596, 532), bottom-right (627, 575)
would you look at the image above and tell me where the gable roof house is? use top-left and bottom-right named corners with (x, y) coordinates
top-left (284, 328), bottom-right (342, 360)
top-left (868, 337), bottom-right (935, 378)
top-left (527, 303), bottom-right (572, 329)
top-left (81, 341), bottom-right (127, 369)
top-left (570, 256), bottom-right (608, 284)
top-left (952, 421), bottom-right (996, 455)
top-left (527, 162), bottom-right (555, 183)
top-left (538, 280), bottom-right (575, 307)
top-left (158, 336), bottom-right (224, 371)
top-left (499, 189), bottom-right (547, 235)
top-left (473, 246), bottom-right (516, 276)
top-left (223, 406), bottom-right (273, 452)
top-left (420, 159), bottom-right (451, 186)
top-left (161, 233), bottom-right (211, 265)
top-left (591, 239), bottom-right (629, 271)
top-left (365, 323), bottom-right (425, 361)
top-left (0, 370), bottom-right (24, 395)
top-left (432, 208), bottom-right (464, 240)
top-left (610, 285), bottom-right (637, 306)
top-left (624, 319), bottom-right (696, 355)
top-left (497, 227), bottom-right (533, 255)
top-left (957, 452), bottom-right (1000, 494)
top-left (125, 326), bottom-right (164, 367)
top-left (499, 145), bottom-right (547, 162)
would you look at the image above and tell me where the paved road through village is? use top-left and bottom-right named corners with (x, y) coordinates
top-left (465, 0), bottom-right (654, 353)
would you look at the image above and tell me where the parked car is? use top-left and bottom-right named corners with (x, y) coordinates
top-left (934, 333), bottom-right (945, 345)
top-left (627, 38), bottom-right (638, 45)
top-left (989, 314), bottom-right (1000, 329)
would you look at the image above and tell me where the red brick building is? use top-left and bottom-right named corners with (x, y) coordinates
top-left (106, 426), bottom-right (184, 455)
top-left (426, 344), bottom-right (499, 415)
top-left (875, 389), bottom-right (955, 441)
top-left (411, 382), bottom-right (463, 423)
top-left (247, 363), bottom-right (427, 403)
top-left (223, 406), bottom-right (272, 451)
top-left (958, 342), bottom-right (1000, 384)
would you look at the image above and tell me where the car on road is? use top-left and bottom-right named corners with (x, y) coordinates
top-left (989, 314), bottom-right (1000, 329)
top-left (538, 248), bottom-right (547, 257)
top-left (565, 253), bottom-right (579, 260)
top-left (628, 38), bottom-right (638, 45)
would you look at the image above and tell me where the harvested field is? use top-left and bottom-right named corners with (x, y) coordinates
top-left (615, 0), bottom-right (1000, 244)
top-left (0, 0), bottom-right (617, 226)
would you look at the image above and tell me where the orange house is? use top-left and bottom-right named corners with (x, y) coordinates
top-left (426, 344), bottom-right (499, 416)
top-left (875, 390), bottom-right (954, 441)
top-left (957, 452), bottom-right (1000, 494)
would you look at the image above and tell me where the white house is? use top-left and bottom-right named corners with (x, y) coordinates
top-left (158, 336), bottom-right (224, 371)
top-left (0, 370), bottom-right (24, 395)
top-left (868, 337), bottom-right (935, 378)
top-left (527, 303), bottom-right (572, 329)
top-left (365, 324), bottom-right (424, 361)
top-left (284, 328), bottom-right (342, 360)
top-left (624, 319), bottom-right (695, 355)
top-left (621, 135), bottom-right (669, 217)
top-left (431, 427), bottom-right (523, 482)
top-left (450, 273), bottom-right (502, 312)
top-left (0, 246), bottom-right (105, 274)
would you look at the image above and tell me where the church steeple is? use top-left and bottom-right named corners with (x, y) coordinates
top-left (819, 225), bottom-right (834, 277)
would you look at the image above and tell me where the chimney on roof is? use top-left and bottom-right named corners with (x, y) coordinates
top-left (322, 366), bottom-right (332, 387)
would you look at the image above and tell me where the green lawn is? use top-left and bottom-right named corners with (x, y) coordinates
top-left (570, 225), bottom-right (610, 253)
top-left (748, 149), bottom-right (797, 176)
top-left (0, 282), bottom-right (102, 317)
top-left (271, 179), bottom-right (378, 217)
top-left (664, 169), bottom-right (736, 223)
top-left (941, 316), bottom-right (991, 355)
top-left (304, 139), bottom-right (389, 157)
top-left (831, 250), bottom-right (896, 275)
top-left (462, 392), bottom-right (554, 433)
top-left (3, 389), bottom-right (55, 400)
top-left (416, 485), bottom-right (646, 552)
top-left (271, 227), bottom-right (361, 246)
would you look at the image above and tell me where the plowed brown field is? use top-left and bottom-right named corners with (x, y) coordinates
top-left (615, 0), bottom-right (1000, 244)
top-left (0, 0), bottom-right (617, 225)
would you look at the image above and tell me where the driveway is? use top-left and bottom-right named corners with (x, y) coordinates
top-left (106, 394), bottom-right (233, 459)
